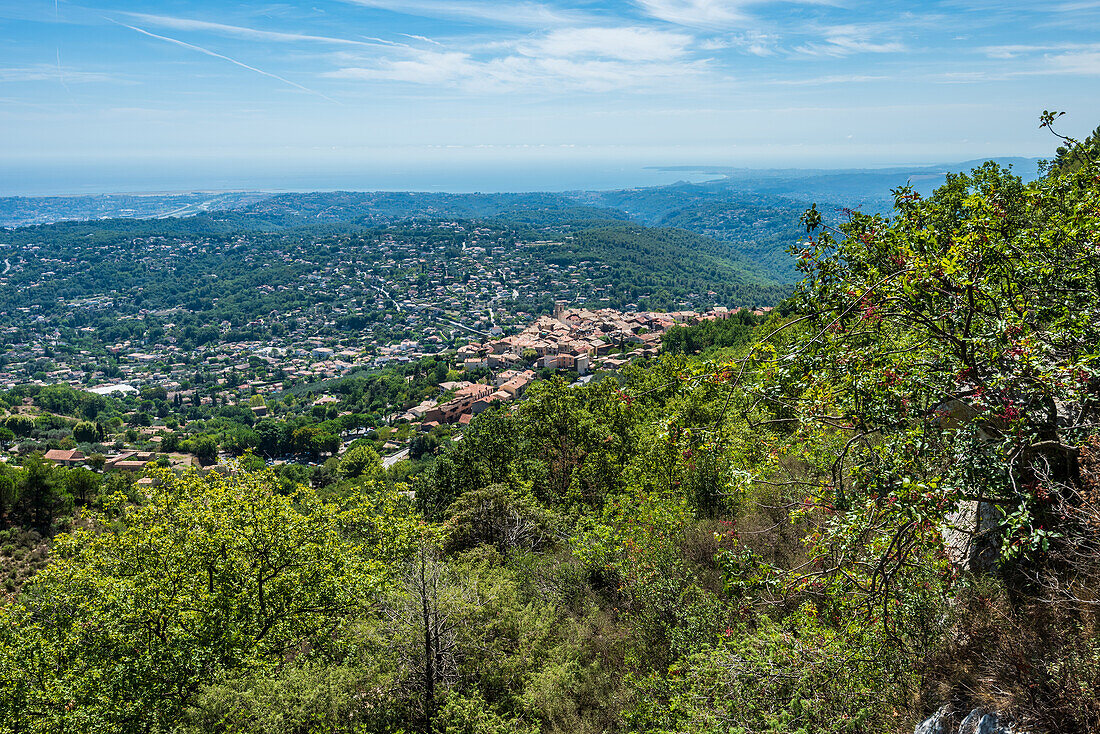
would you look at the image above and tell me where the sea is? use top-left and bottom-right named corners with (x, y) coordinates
top-left (0, 159), bottom-right (724, 197)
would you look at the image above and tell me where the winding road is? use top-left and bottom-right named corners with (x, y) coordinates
top-left (382, 447), bottom-right (410, 468)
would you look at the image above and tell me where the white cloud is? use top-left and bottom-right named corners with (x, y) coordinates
top-left (1046, 50), bottom-right (1100, 74)
top-left (793, 24), bottom-right (905, 56)
top-left (772, 73), bottom-right (889, 85)
top-left (324, 39), bottom-right (708, 94)
top-left (714, 30), bottom-right (779, 56)
top-left (634, 0), bottom-right (748, 27)
top-left (517, 27), bottom-right (694, 62)
top-left (398, 33), bottom-right (443, 46)
top-left (933, 71), bottom-right (994, 83)
top-left (122, 13), bottom-right (393, 47)
top-left (327, 50), bottom-right (472, 85)
top-left (981, 42), bottom-right (1095, 59)
top-left (339, 0), bottom-right (595, 28)
top-left (324, 24), bottom-right (709, 93)
top-left (0, 65), bottom-right (121, 83)
top-left (633, 0), bottom-right (839, 28)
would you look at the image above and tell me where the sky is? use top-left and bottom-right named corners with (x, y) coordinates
top-left (1, 1), bottom-right (1099, 193)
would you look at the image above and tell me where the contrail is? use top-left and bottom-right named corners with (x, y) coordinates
top-left (398, 33), bottom-right (442, 46)
top-left (110, 19), bottom-right (340, 104)
top-left (56, 48), bottom-right (72, 96)
top-left (54, 0), bottom-right (75, 100)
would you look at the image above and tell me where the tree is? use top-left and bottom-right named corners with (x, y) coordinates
top-left (744, 143), bottom-right (1100, 619)
top-left (222, 426), bottom-right (260, 455)
top-left (4, 415), bottom-right (33, 438)
top-left (444, 483), bottom-right (556, 557)
top-left (192, 434), bottom-right (218, 465)
top-left (72, 420), bottom-right (98, 444)
top-left (0, 474), bottom-right (18, 517)
top-left (1045, 113), bottom-right (1100, 174)
top-left (0, 467), bottom-right (420, 732)
top-left (17, 455), bottom-right (71, 527)
top-left (64, 467), bottom-right (101, 506)
top-left (338, 443), bottom-right (382, 480)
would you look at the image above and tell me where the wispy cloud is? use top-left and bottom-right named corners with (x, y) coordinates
top-left (121, 12), bottom-right (393, 48)
top-left (974, 42), bottom-right (1100, 75)
top-left (633, 0), bottom-right (840, 28)
top-left (112, 21), bottom-right (340, 103)
top-left (793, 24), bottom-right (906, 56)
top-left (516, 27), bottom-right (694, 62)
top-left (0, 65), bottom-right (121, 84)
top-left (398, 33), bottom-right (443, 46)
top-left (703, 30), bottom-right (779, 56)
top-left (1052, 1), bottom-right (1100, 10)
top-left (324, 23), bottom-right (708, 93)
top-left (328, 50), bottom-right (470, 86)
top-left (339, 0), bottom-right (596, 28)
top-left (981, 42), bottom-right (1096, 58)
top-left (324, 40), bottom-right (708, 94)
top-left (633, 0), bottom-right (749, 27)
top-left (1045, 50), bottom-right (1100, 74)
top-left (772, 73), bottom-right (889, 85)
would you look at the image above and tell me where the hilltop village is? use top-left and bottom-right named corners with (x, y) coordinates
top-left (401, 305), bottom-right (767, 430)
top-left (0, 303), bottom-right (767, 474)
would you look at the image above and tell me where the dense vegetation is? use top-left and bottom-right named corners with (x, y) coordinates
top-left (0, 215), bottom-right (786, 356)
top-left (0, 120), bottom-right (1098, 733)
top-left (541, 225), bottom-right (790, 307)
top-left (0, 355), bottom-right (460, 490)
top-left (660, 309), bottom-right (765, 355)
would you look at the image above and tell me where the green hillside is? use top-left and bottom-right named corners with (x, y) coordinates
top-left (1, 129), bottom-right (1098, 733)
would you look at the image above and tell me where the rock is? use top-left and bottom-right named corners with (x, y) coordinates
top-left (914, 703), bottom-right (953, 734)
top-left (942, 498), bottom-right (1001, 571)
top-left (958, 708), bottom-right (983, 733)
top-left (916, 705), bottom-right (1021, 734)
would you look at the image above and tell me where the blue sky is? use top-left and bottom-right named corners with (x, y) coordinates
top-left (2, 1), bottom-right (1099, 190)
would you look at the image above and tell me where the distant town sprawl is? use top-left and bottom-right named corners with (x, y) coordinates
top-left (0, 210), bottom-right (786, 479)
top-left (0, 302), bottom-right (770, 476)
top-left (0, 217), bottom-right (786, 366)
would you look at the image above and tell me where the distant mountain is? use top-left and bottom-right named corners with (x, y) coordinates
top-left (235, 190), bottom-right (633, 228)
top-left (650, 157), bottom-right (1043, 214)
top-left (0, 157), bottom-right (1040, 229)
top-left (0, 157), bottom-right (1043, 284)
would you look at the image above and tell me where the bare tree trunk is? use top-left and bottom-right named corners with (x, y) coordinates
top-left (419, 547), bottom-right (435, 733)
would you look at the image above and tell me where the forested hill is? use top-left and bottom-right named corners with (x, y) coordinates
top-left (1, 159), bottom-right (1042, 282)
top-left (543, 224), bottom-right (790, 305)
top-left (0, 212), bottom-right (790, 347)
top-left (224, 188), bottom-right (809, 281)
top-left (237, 190), bottom-right (629, 226)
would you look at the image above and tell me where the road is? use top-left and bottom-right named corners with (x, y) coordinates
top-left (155, 204), bottom-right (195, 219)
top-left (441, 318), bottom-right (492, 338)
top-left (155, 197), bottom-right (221, 219)
top-left (369, 281), bottom-right (403, 312)
top-left (382, 447), bottom-right (410, 468)
top-left (1, 258), bottom-right (9, 275)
